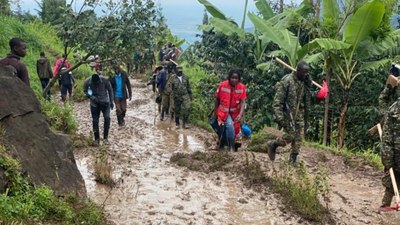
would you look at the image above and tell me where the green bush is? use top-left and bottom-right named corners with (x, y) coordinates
top-left (271, 163), bottom-right (332, 223)
top-left (182, 62), bottom-right (217, 131)
top-left (39, 97), bottom-right (77, 134)
top-left (0, 146), bottom-right (105, 225)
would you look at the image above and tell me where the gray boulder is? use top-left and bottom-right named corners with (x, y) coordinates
top-left (0, 66), bottom-right (86, 196)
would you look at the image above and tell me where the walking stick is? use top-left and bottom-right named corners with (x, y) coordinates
top-left (272, 56), bottom-right (323, 89)
top-left (389, 168), bottom-right (400, 210)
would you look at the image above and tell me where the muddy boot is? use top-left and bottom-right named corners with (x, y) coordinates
top-left (381, 189), bottom-right (394, 208)
top-left (117, 115), bottom-right (123, 127)
top-left (103, 139), bottom-right (110, 145)
top-left (290, 153), bottom-right (299, 165)
top-left (160, 110), bottom-right (165, 121)
top-left (175, 116), bottom-right (180, 129)
top-left (267, 140), bottom-right (278, 161)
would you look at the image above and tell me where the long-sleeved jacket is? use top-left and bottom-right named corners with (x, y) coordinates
top-left (272, 73), bottom-right (306, 127)
top-left (109, 70), bottom-right (132, 100)
top-left (156, 69), bottom-right (168, 92)
top-left (381, 97), bottom-right (400, 171)
top-left (83, 76), bottom-right (113, 106)
top-left (53, 58), bottom-right (71, 76)
top-left (36, 56), bottom-right (52, 79)
top-left (379, 84), bottom-right (400, 115)
top-left (0, 53), bottom-right (30, 86)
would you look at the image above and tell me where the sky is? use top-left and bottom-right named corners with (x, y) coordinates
top-left (16, 0), bottom-right (301, 46)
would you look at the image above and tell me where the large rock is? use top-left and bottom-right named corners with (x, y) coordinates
top-left (0, 66), bottom-right (86, 196)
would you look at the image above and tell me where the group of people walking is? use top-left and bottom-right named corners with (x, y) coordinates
top-left (2, 37), bottom-right (400, 210)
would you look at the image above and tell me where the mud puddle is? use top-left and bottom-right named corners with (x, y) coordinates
top-left (73, 79), bottom-right (277, 225)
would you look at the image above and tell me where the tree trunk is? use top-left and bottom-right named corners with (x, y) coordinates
top-left (322, 67), bottom-right (331, 146)
top-left (314, 0), bottom-right (321, 18)
top-left (337, 90), bottom-right (350, 148)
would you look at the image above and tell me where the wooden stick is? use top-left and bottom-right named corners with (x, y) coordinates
top-left (169, 59), bottom-right (179, 66)
top-left (272, 56), bottom-right (323, 89)
top-left (389, 168), bottom-right (400, 209)
top-left (377, 123), bottom-right (382, 142)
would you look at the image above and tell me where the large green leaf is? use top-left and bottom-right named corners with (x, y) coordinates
top-left (249, 12), bottom-right (299, 66)
top-left (197, 0), bottom-right (227, 20)
top-left (344, 0), bottom-right (385, 48)
top-left (359, 59), bottom-right (391, 72)
top-left (358, 29), bottom-right (400, 59)
top-left (254, 0), bottom-right (274, 20)
top-left (209, 17), bottom-right (245, 39)
top-left (296, 0), bottom-right (313, 16)
top-left (304, 53), bottom-right (323, 65)
top-left (298, 38), bottom-right (351, 60)
top-left (197, 24), bottom-right (214, 32)
top-left (322, 0), bottom-right (339, 21)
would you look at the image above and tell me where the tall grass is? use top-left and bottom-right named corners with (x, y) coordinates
top-left (305, 141), bottom-right (383, 170)
top-left (0, 16), bottom-right (93, 133)
top-left (182, 62), bottom-right (217, 131)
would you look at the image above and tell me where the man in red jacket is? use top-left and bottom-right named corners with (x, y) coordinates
top-left (214, 69), bottom-right (246, 151)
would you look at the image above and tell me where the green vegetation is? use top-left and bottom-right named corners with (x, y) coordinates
top-left (39, 97), bottom-right (77, 134)
top-left (305, 141), bottom-right (383, 170)
top-left (182, 62), bottom-right (217, 131)
top-left (0, 145), bottom-right (104, 225)
top-left (0, 16), bottom-right (91, 133)
top-left (94, 147), bottom-right (114, 187)
top-left (185, 0), bottom-right (400, 153)
top-left (271, 162), bottom-right (332, 223)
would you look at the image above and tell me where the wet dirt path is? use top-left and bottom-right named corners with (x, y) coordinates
top-left (73, 78), bottom-right (285, 225)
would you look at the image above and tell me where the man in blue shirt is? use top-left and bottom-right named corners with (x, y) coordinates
top-left (109, 64), bottom-right (132, 127)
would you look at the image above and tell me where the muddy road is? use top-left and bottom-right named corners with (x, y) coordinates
top-left (73, 78), bottom-right (400, 225)
top-left (73, 79), bottom-right (300, 225)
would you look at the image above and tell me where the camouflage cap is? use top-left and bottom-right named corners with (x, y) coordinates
top-left (176, 66), bottom-right (183, 71)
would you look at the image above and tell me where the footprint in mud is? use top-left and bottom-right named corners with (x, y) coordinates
top-left (173, 204), bottom-right (184, 210)
top-left (130, 99), bottom-right (149, 107)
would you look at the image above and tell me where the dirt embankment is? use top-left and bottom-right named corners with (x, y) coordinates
top-left (73, 77), bottom-right (400, 225)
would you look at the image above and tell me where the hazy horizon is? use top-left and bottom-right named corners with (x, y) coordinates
top-left (15, 0), bottom-right (302, 47)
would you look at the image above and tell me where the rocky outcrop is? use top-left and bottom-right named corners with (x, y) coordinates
top-left (0, 66), bottom-right (86, 196)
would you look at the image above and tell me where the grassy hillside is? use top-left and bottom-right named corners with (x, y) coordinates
top-left (0, 16), bottom-right (92, 100)
top-left (0, 16), bottom-right (63, 93)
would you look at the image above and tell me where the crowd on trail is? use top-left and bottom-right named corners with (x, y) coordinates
top-left (2, 37), bottom-right (400, 211)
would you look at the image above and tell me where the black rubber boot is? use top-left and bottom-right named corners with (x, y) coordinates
top-left (117, 115), bottom-right (122, 126)
top-left (175, 116), bottom-right (180, 129)
top-left (267, 140), bottom-right (278, 161)
top-left (160, 110), bottom-right (165, 121)
top-left (290, 153), bottom-right (299, 165)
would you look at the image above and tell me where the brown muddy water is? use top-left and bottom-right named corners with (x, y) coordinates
top-left (73, 79), bottom-right (284, 225)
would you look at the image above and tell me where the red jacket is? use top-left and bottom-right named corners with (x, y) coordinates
top-left (216, 80), bottom-right (246, 121)
top-left (53, 58), bottom-right (71, 77)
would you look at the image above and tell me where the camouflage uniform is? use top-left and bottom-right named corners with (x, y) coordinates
top-left (380, 97), bottom-right (400, 207)
top-left (161, 72), bottom-right (171, 114)
top-left (269, 73), bottom-right (308, 161)
top-left (379, 84), bottom-right (400, 115)
top-left (171, 72), bottom-right (192, 127)
top-left (165, 71), bottom-right (176, 117)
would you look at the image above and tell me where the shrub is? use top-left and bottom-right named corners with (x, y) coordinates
top-left (39, 98), bottom-right (77, 134)
top-left (0, 145), bottom-right (105, 225)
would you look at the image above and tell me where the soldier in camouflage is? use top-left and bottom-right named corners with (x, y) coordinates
top-left (160, 62), bottom-right (175, 120)
top-left (171, 66), bottom-right (192, 129)
top-left (267, 61), bottom-right (310, 164)
top-left (380, 96), bottom-right (400, 208)
top-left (165, 64), bottom-right (177, 120)
top-left (379, 66), bottom-right (399, 117)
